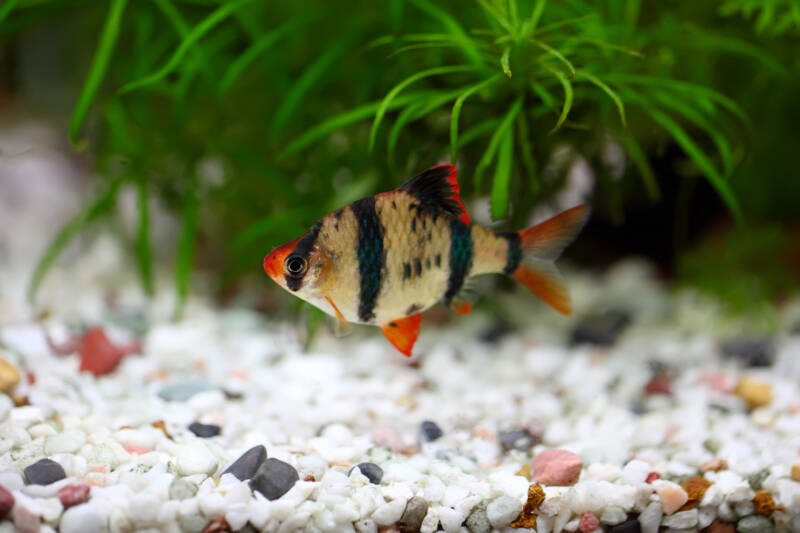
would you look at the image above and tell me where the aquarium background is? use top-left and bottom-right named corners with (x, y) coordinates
top-left (1, 0), bottom-right (798, 324)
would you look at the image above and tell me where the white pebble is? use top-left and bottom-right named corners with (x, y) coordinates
top-left (620, 460), bottom-right (652, 485)
top-left (371, 498), bottom-right (406, 526)
top-left (45, 431), bottom-right (86, 454)
top-left (0, 394), bottom-right (13, 421)
top-left (438, 506), bottom-right (464, 532)
top-left (638, 501), bottom-right (663, 533)
top-left (28, 423), bottom-right (57, 438)
top-left (661, 509), bottom-right (697, 529)
top-left (600, 505), bottom-right (627, 525)
top-left (354, 518), bottom-right (377, 533)
top-left (60, 502), bottom-right (109, 533)
top-left (0, 472), bottom-right (24, 491)
top-left (10, 406), bottom-right (45, 427)
top-left (176, 443), bottom-right (218, 476)
top-left (486, 495), bottom-right (522, 529)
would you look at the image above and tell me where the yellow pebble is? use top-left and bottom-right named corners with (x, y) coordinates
top-left (735, 377), bottom-right (773, 408)
top-left (0, 357), bottom-right (21, 394)
top-left (791, 464), bottom-right (800, 482)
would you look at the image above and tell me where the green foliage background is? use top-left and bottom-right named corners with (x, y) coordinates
top-left (1, 0), bottom-right (798, 315)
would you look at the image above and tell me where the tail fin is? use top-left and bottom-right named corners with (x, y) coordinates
top-left (511, 205), bottom-right (589, 315)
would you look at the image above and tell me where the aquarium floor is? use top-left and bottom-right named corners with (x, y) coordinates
top-left (1, 261), bottom-right (800, 533)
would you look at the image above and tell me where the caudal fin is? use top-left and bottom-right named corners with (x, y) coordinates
top-left (511, 205), bottom-right (589, 315)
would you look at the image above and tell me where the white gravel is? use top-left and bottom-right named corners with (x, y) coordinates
top-left (1, 228), bottom-right (800, 532)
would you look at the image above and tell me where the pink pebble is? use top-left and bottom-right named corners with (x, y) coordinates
top-left (124, 444), bottom-right (150, 455)
top-left (532, 449), bottom-right (582, 486)
top-left (57, 483), bottom-right (91, 508)
top-left (0, 485), bottom-right (13, 519)
top-left (12, 503), bottom-right (39, 533)
top-left (579, 511), bottom-right (599, 532)
top-left (655, 480), bottom-right (689, 515)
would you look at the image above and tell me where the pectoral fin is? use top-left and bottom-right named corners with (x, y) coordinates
top-left (325, 296), bottom-right (352, 337)
top-left (380, 314), bottom-right (423, 357)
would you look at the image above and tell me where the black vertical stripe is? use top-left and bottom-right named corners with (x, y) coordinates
top-left (500, 231), bottom-right (522, 275)
top-left (285, 220), bottom-right (323, 291)
top-left (351, 197), bottom-right (384, 322)
top-left (444, 218), bottom-right (473, 306)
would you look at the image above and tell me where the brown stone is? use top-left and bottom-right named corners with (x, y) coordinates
top-left (511, 483), bottom-right (544, 528)
top-left (703, 521), bottom-right (736, 533)
top-left (515, 464), bottom-right (532, 480)
top-left (791, 464), bottom-right (800, 482)
top-left (735, 377), bottom-right (773, 408)
top-left (201, 516), bottom-right (231, 533)
top-left (753, 490), bottom-right (776, 516)
top-left (152, 420), bottom-right (172, 439)
top-left (680, 477), bottom-right (712, 511)
top-left (0, 357), bottom-right (21, 393)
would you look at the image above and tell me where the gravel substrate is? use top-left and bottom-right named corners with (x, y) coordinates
top-left (1, 259), bottom-right (800, 533)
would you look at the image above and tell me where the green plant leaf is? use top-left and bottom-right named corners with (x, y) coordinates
top-left (648, 109), bottom-right (742, 223)
top-left (0, 0), bottom-right (20, 27)
top-left (515, 113), bottom-right (539, 194)
top-left (232, 208), bottom-right (315, 250)
top-left (369, 65), bottom-right (476, 152)
top-left (490, 123), bottom-right (514, 219)
top-left (121, 0), bottom-right (254, 93)
top-left (619, 135), bottom-right (659, 201)
top-left (174, 178), bottom-right (199, 320)
top-left (532, 38), bottom-right (575, 78)
top-left (528, 0), bottom-right (547, 35)
top-left (500, 47), bottom-right (512, 77)
top-left (545, 66), bottom-right (573, 134)
top-left (28, 177), bottom-right (124, 304)
top-left (474, 95), bottom-right (522, 189)
top-left (450, 74), bottom-right (502, 162)
top-left (408, 0), bottom-right (485, 67)
top-left (151, 0), bottom-right (215, 82)
top-left (477, 0), bottom-right (513, 35)
top-left (280, 92), bottom-right (425, 158)
top-left (388, 88), bottom-right (463, 164)
top-left (576, 70), bottom-right (626, 128)
top-left (68, 0), bottom-right (127, 146)
top-left (135, 176), bottom-right (154, 296)
top-left (455, 117), bottom-right (502, 149)
top-left (530, 80), bottom-right (557, 110)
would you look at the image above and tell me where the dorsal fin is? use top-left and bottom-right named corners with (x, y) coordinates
top-left (399, 164), bottom-right (471, 224)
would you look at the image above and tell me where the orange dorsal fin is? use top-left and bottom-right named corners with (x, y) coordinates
top-left (514, 260), bottom-right (571, 315)
top-left (380, 314), bottom-right (423, 357)
top-left (399, 164), bottom-right (471, 224)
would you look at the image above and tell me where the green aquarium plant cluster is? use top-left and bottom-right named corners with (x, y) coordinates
top-left (0, 0), bottom-right (797, 316)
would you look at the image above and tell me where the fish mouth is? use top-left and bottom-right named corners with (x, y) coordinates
top-left (263, 238), bottom-right (300, 280)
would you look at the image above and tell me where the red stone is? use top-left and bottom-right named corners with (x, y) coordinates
top-left (579, 511), bottom-right (600, 532)
top-left (57, 483), bottom-right (90, 509)
top-left (79, 327), bottom-right (141, 376)
top-left (532, 449), bottom-right (583, 486)
top-left (644, 374), bottom-right (672, 395)
top-left (0, 485), bottom-right (14, 519)
top-left (646, 472), bottom-right (660, 483)
top-left (124, 444), bottom-right (150, 455)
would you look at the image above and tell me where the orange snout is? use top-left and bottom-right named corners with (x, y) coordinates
top-left (263, 238), bottom-right (300, 280)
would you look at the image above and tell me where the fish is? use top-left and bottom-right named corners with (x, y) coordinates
top-left (263, 164), bottom-right (589, 356)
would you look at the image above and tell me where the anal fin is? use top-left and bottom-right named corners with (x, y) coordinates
top-left (325, 296), bottom-right (352, 337)
top-left (513, 260), bottom-right (571, 315)
top-left (380, 314), bottom-right (423, 357)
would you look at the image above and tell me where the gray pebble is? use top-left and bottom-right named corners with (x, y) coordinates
top-left (158, 381), bottom-right (217, 402)
top-left (398, 496), bottom-right (428, 533)
top-left (737, 514), bottom-right (775, 533)
top-left (419, 420), bottom-right (442, 442)
top-left (465, 501), bottom-right (491, 533)
top-left (188, 422), bottom-right (221, 438)
top-left (722, 337), bottom-right (775, 367)
top-left (168, 478), bottom-right (197, 500)
top-left (24, 458), bottom-right (66, 485)
top-left (498, 428), bottom-right (535, 452)
top-left (250, 458), bottom-right (299, 500)
top-left (747, 469), bottom-right (770, 491)
top-left (349, 462), bottom-right (383, 484)
top-left (607, 518), bottom-right (641, 533)
top-left (223, 445), bottom-right (267, 481)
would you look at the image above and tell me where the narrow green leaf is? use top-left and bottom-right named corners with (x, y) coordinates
top-left (220, 14), bottom-right (316, 93)
top-left (369, 65), bottom-right (476, 152)
top-left (528, 0), bottom-right (547, 35)
top-left (28, 178), bottom-right (124, 303)
top-left (408, 0), bottom-right (485, 67)
top-left (456, 117), bottom-right (501, 149)
top-left (174, 178), bottom-right (198, 319)
top-left (121, 0), bottom-right (253, 93)
top-left (515, 113), bottom-right (539, 194)
top-left (500, 47), bottom-right (512, 77)
top-left (576, 70), bottom-right (626, 128)
top-left (450, 74), bottom-right (502, 161)
top-left (530, 80), bottom-right (556, 110)
top-left (0, 0), bottom-right (20, 27)
top-left (68, 0), bottom-right (127, 146)
top-left (491, 125), bottom-right (514, 220)
top-left (536, 13), bottom-right (600, 35)
top-left (151, 0), bottom-right (214, 82)
top-left (546, 67), bottom-right (573, 134)
top-left (271, 39), bottom-right (349, 137)
top-left (648, 109), bottom-right (742, 223)
top-left (474, 95), bottom-right (522, 189)
top-left (477, 0), bottom-right (513, 35)
top-left (386, 41), bottom-right (461, 58)
top-left (281, 92), bottom-right (424, 157)
top-left (135, 176), bottom-right (154, 296)
top-left (619, 135), bottom-right (659, 201)
top-left (388, 89), bottom-right (463, 164)
top-left (532, 38), bottom-right (575, 78)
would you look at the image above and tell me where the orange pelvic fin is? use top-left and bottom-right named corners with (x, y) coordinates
top-left (325, 296), bottom-right (352, 336)
top-left (380, 314), bottom-right (423, 357)
top-left (514, 261), bottom-right (571, 315)
top-left (452, 300), bottom-right (473, 316)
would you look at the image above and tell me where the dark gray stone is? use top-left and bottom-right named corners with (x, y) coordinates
top-left (250, 458), bottom-right (299, 500)
top-left (478, 321), bottom-right (514, 344)
top-left (498, 428), bottom-right (536, 452)
top-left (722, 337), bottom-right (775, 367)
top-left (223, 445), bottom-right (267, 481)
top-left (24, 458), bottom-right (66, 485)
top-left (569, 310), bottom-right (631, 346)
top-left (419, 420), bottom-right (443, 442)
top-left (349, 462), bottom-right (383, 484)
top-left (398, 496), bottom-right (428, 533)
top-left (607, 518), bottom-right (641, 533)
top-left (737, 514), bottom-right (775, 533)
top-left (188, 422), bottom-right (221, 438)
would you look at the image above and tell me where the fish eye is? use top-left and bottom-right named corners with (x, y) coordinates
top-left (284, 255), bottom-right (308, 277)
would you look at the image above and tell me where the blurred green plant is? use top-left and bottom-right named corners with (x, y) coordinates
top-left (0, 0), bottom-right (793, 316)
top-left (719, 0), bottom-right (800, 35)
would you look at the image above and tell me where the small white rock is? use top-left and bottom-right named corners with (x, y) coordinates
top-left (661, 509), bottom-right (697, 529)
top-left (60, 501), bottom-right (109, 533)
top-left (486, 495), bottom-right (522, 529)
top-left (638, 501), bottom-right (663, 533)
top-left (372, 498), bottom-right (406, 526)
top-left (176, 443), bottom-right (218, 476)
top-left (45, 430), bottom-right (86, 454)
top-left (600, 505), bottom-right (627, 525)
